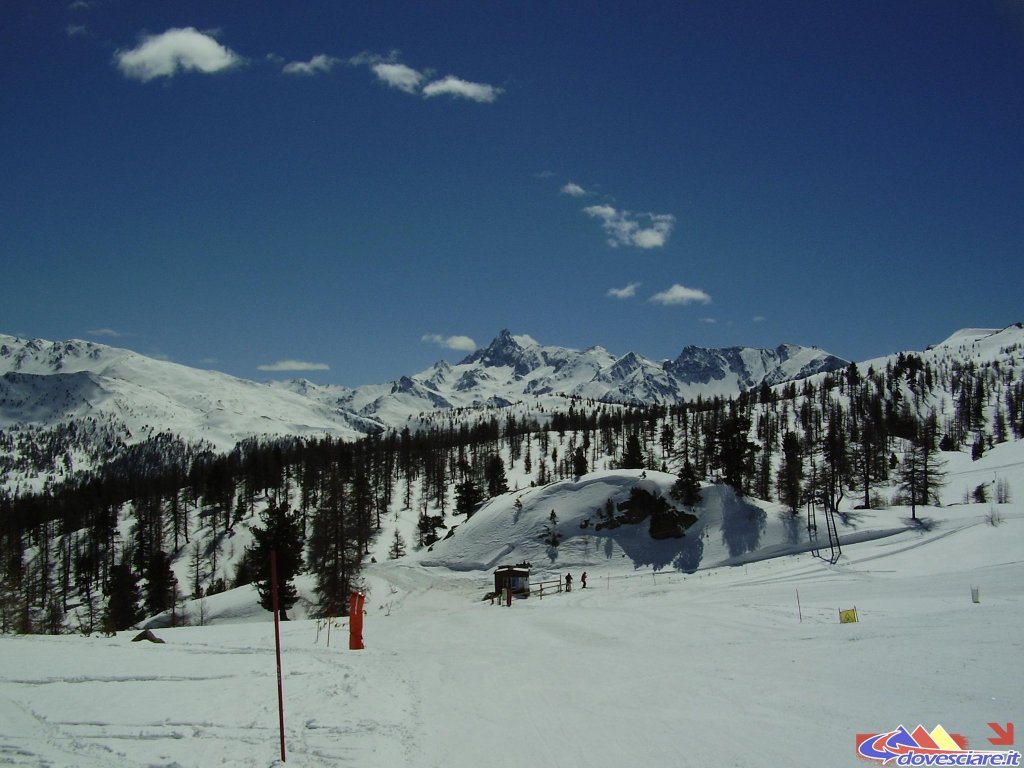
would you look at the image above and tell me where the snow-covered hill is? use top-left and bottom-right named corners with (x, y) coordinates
top-left (0, 335), bottom-right (375, 454)
top-left (415, 469), bottom-right (907, 574)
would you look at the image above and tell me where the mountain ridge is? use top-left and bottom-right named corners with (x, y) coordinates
top-left (17, 324), bottom-right (1024, 495)
top-left (1, 329), bottom-right (849, 436)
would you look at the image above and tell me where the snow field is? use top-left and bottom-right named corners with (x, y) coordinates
top-left (2, 504), bottom-right (1021, 767)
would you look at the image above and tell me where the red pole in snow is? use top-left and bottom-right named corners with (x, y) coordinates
top-left (270, 550), bottom-right (286, 762)
top-left (349, 592), bottom-right (365, 650)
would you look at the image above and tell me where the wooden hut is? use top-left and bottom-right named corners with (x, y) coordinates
top-left (494, 563), bottom-right (531, 597)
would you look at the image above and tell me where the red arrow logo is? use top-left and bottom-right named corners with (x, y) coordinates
top-left (988, 722), bottom-right (1015, 746)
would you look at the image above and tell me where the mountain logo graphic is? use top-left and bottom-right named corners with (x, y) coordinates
top-left (856, 724), bottom-right (1021, 766)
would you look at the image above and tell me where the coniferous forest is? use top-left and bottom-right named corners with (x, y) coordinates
top-left (2, 342), bottom-right (1022, 635)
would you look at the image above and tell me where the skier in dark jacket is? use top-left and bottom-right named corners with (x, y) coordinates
top-left (565, 573), bottom-right (573, 592)
top-left (581, 571), bottom-right (587, 589)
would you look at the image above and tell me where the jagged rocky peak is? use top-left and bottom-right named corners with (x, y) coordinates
top-left (667, 342), bottom-right (848, 388)
top-left (668, 345), bottom-right (731, 384)
top-left (460, 330), bottom-right (544, 376)
top-left (765, 344), bottom-right (848, 384)
top-left (391, 375), bottom-right (420, 394)
top-left (607, 351), bottom-right (648, 379)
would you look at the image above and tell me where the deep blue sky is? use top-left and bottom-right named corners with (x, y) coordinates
top-left (3, 1), bottom-right (1022, 386)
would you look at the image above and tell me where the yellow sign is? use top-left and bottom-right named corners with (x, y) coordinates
top-left (839, 607), bottom-right (859, 624)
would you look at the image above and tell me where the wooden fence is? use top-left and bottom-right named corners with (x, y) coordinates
top-left (530, 578), bottom-right (565, 598)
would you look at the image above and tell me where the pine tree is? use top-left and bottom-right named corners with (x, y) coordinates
top-left (572, 446), bottom-right (588, 478)
top-left (104, 556), bottom-right (143, 632)
top-left (455, 477), bottom-right (483, 518)
top-left (716, 412), bottom-right (758, 493)
top-left (670, 459), bottom-right (702, 507)
top-left (776, 431), bottom-right (803, 513)
top-left (144, 549), bottom-right (178, 617)
top-left (248, 500), bottom-right (305, 620)
top-left (388, 528), bottom-right (406, 560)
top-left (620, 432), bottom-right (646, 470)
top-left (484, 454), bottom-right (509, 497)
top-left (188, 540), bottom-right (203, 598)
top-left (896, 440), bottom-right (947, 520)
top-left (820, 406), bottom-right (849, 512)
top-left (308, 473), bottom-right (361, 618)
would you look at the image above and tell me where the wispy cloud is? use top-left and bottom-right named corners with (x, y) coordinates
top-left (66, 24), bottom-right (88, 38)
top-left (422, 334), bottom-right (478, 352)
top-left (115, 27), bottom-right (243, 82)
top-left (583, 204), bottom-right (676, 249)
top-left (699, 317), bottom-right (717, 324)
top-left (561, 182), bottom-right (589, 197)
top-left (351, 52), bottom-right (500, 103)
top-left (607, 282), bottom-right (641, 299)
top-left (257, 359), bottom-right (330, 372)
top-left (371, 61), bottom-right (425, 93)
top-left (422, 75), bottom-right (501, 103)
top-left (283, 53), bottom-right (340, 76)
top-left (752, 315), bottom-right (766, 323)
top-left (88, 328), bottom-right (124, 338)
top-left (649, 283), bottom-right (712, 306)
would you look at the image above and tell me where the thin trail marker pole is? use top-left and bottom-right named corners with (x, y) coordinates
top-left (271, 550), bottom-right (286, 762)
top-left (796, 588), bottom-right (803, 624)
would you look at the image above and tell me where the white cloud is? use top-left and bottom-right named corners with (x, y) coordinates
top-left (561, 182), bottom-right (588, 197)
top-left (257, 359), bottom-right (330, 372)
top-left (283, 53), bottom-right (340, 76)
top-left (606, 282), bottom-right (641, 299)
top-left (422, 75), bottom-right (501, 103)
top-left (699, 317), bottom-right (717, 324)
top-left (371, 62), bottom-right (425, 93)
top-left (582, 204), bottom-right (675, 249)
top-left (752, 315), bottom-right (766, 323)
top-left (66, 24), bottom-right (87, 37)
top-left (115, 27), bottom-right (242, 82)
top-left (88, 328), bottom-right (123, 338)
top-left (649, 283), bottom-right (712, 306)
top-left (422, 334), bottom-right (478, 352)
top-left (350, 52), bottom-right (500, 103)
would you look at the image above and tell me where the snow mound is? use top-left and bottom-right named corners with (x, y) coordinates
top-left (414, 469), bottom-right (911, 576)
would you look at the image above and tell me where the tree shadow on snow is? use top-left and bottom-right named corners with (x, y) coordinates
top-left (719, 490), bottom-right (767, 558)
top-left (778, 510), bottom-right (803, 545)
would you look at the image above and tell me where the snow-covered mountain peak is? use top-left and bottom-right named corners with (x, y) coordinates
top-left (931, 323), bottom-right (1023, 354)
top-left (459, 329), bottom-right (547, 376)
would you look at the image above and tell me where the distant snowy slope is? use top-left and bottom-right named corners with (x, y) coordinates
top-left (0, 335), bottom-right (373, 452)
top-left (932, 327), bottom-right (1004, 349)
